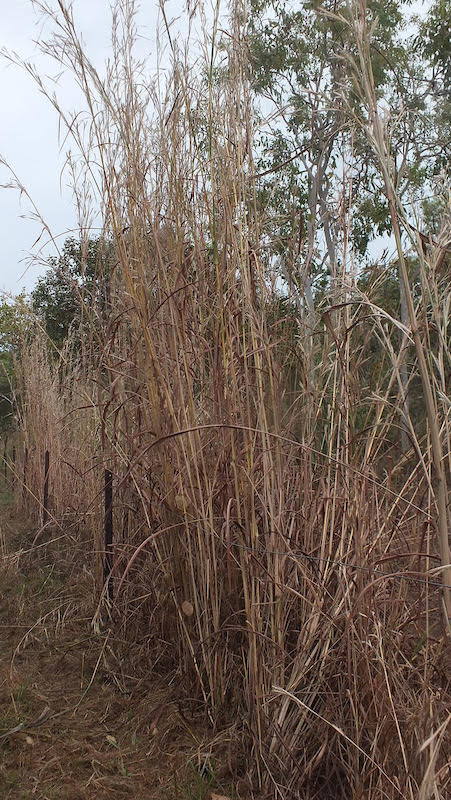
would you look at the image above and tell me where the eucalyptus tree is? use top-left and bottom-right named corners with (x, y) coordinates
top-left (249, 0), bottom-right (449, 273)
top-left (248, 0), bottom-right (450, 446)
top-left (0, 294), bottom-right (31, 431)
top-left (249, 0), bottom-right (451, 620)
top-left (249, 0), bottom-right (408, 281)
top-left (31, 236), bottom-right (115, 350)
top-left (248, 0), bottom-right (412, 453)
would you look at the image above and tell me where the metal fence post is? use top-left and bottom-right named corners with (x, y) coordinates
top-left (42, 450), bottom-right (50, 526)
top-left (104, 469), bottom-right (113, 602)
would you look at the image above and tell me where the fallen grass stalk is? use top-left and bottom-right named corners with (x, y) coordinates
top-left (3, 0), bottom-right (450, 797)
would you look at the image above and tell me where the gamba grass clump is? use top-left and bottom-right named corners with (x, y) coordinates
top-left (8, 1), bottom-right (451, 798)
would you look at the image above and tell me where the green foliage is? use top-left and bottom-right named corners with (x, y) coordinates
top-left (421, 195), bottom-right (447, 235)
top-left (31, 236), bottom-right (114, 349)
top-left (0, 295), bottom-right (31, 432)
top-left (248, 0), bottom-right (415, 283)
top-left (419, 0), bottom-right (451, 96)
top-left (0, 294), bottom-right (30, 354)
top-left (249, 0), bottom-right (449, 271)
top-left (414, 1), bottom-right (451, 174)
top-left (0, 237), bottom-right (113, 430)
top-left (352, 195), bottom-right (391, 255)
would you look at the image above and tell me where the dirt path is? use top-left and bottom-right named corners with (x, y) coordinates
top-left (0, 495), bottom-right (235, 800)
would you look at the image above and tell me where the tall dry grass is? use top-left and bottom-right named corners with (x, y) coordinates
top-left (7, 1), bottom-right (451, 797)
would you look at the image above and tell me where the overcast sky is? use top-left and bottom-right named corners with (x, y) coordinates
top-left (0, 0), bottom-right (190, 295)
top-left (0, 0), bottom-right (427, 296)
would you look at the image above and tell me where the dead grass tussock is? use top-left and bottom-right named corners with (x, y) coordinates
top-left (0, 512), bottom-right (234, 800)
top-left (2, 1), bottom-right (450, 798)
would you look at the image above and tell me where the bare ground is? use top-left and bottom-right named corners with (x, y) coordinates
top-left (0, 492), bottom-right (240, 800)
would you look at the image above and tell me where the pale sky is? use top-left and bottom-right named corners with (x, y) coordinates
top-left (0, 0), bottom-right (429, 296)
top-left (0, 0), bottom-right (192, 295)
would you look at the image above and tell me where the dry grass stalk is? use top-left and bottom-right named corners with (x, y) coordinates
top-left (5, 1), bottom-right (450, 797)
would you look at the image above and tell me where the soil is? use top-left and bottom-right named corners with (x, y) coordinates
top-left (0, 489), bottom-right (239, 800)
